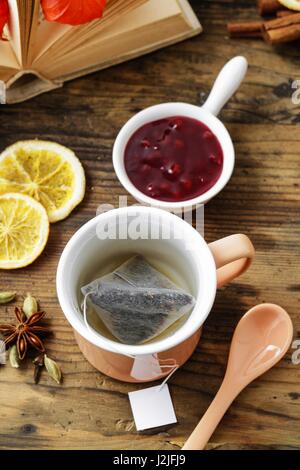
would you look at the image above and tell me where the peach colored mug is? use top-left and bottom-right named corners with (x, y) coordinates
top-left (57, 206), bottom-right (255, 383)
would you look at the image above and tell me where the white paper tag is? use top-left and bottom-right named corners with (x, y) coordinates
top-left (130, 354), bottom-right (162, 381)
top-left (128, 384), bottom-right (177, 431)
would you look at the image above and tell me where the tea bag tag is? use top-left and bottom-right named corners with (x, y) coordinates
top-left (128, 384), bottom-right (177, 431)
top-left (130, 354), bottom-right (163, 381)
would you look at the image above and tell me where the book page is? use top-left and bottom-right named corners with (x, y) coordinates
top-left (7, 0), bottom-right (22, 64)
top-left (7, 0), bottom-right (39, 67)
top-left (0, 41), bottom-right (20, 88)
top-left (33, 1), bottom-right (146, 64)
top-left (3, 0), bottom-right (201, 103)
top-left (32, 0), bottom-right (147, 63)
top-left (31, 21), bottom-right (72, 62)
top-left (0, 42), bottom-right (20, 69)
top-left (35, 0), bottom-right (201, 79)
top-left (177, 0), bottom-right (203, 29)
top-left (34, 0), bottom-right (182, 67)
top-left (0, 67), bottom-right (19, 83)
top-left (24, 0), bottom-right (42, 66)
top-left (29, 0), bottom-right (123, 60)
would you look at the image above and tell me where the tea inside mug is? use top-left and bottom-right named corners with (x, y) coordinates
top-left (79, 253), bottom-right (195, 345)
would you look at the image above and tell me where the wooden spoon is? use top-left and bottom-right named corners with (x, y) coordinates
top-left (183, 304), bottom-right (293, 450)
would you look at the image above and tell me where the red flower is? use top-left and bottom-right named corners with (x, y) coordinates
top-left (41, 0), bottom-right (107, 26)
top-left (0, 0), bottom-right (9, 40)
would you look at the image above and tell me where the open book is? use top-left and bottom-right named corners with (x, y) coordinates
top-left (0, 0), bottom-right (202, 104)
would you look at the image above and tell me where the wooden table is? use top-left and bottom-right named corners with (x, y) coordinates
top-left (0, 0), bottom-right (299, 450)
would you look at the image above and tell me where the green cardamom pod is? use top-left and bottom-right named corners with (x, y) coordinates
top-left (23, 293), bottom-right (39, 318)
top-left (44, 355), bottom-right (62, 384)
top-left (0, 292), bottom-right (16, 305)
top-left (9, 345), bottom-right (20, 368)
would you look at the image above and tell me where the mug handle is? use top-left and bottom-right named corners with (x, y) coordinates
top-left (209, 234), bottom-right (255, 288)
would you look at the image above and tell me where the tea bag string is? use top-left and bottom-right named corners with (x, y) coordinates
top-left (114, 271), bottom-right (180, 387)
top-left (157, 363), bottom-right (179, 392)
top-left (82, 292), bottom-right (179, 386)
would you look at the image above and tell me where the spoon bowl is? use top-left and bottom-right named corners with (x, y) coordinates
top-left (183, 303), bottom-right (293, 450)
top-left (226, 303), bottom-right (293, 387)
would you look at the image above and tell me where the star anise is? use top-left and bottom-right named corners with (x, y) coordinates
top-left (0, 307), bottom-right (50, 360)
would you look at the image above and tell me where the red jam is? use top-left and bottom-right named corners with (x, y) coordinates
top-left (124, 116), bottom-right (224, 202)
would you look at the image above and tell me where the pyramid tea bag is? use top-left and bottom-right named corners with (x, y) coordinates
top-left (81, 255), bottom-right (195, 345)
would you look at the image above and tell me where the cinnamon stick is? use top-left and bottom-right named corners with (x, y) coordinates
top-left (227, 21), bottom-right (263, 38)
top-left (257, 0), bottom-right (281, 16)
top-left (262, 13), bottom-right (300, 44)
top-left (276, 9), bottom-right (296, 18)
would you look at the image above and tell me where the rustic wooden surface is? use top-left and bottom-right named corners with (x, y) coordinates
top-left (0, 0), bottom-right (299, 450)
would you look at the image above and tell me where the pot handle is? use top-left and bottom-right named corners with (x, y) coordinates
top-left (202, 56), bottom-right (248, 116)
top-left (209, 234), bottom-right (255, 288)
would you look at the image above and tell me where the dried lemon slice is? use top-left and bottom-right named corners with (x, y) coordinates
top-left (0, 140), bottom-right (85, 223)
top-left (278, 0), bottom-right (300, 11)
top-left (0, 193), bottom-right (49, 269)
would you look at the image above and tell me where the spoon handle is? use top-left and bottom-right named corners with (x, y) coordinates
top-left (182, 380), bottom-right (239, 450)
top-left (202, 56), bottom-right (248, 116)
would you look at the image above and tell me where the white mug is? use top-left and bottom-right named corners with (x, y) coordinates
top-left (113, 56), bottom-right (248, 210)
top-left (56, 206), bottom-right (254, 382)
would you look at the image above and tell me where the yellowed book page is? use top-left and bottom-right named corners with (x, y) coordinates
top-left (0, 41), bottom-right (20, 93)
top-left (31, 23), bottom-right (71, 62)
top-left (7, 0), bottom-right (39, 66)
top-left (85, 0), bottom-right (187, 43)
top-left (25, 0), bottom-right (42, 66)
top-left (0, 41), bottom-right (20, 69)
top-left (32, 0), bottom-right (147, 63)
top-left (7, 0), bottom-right (22, 64)
top-left (33, 0), bottom-right (182, 69)
top-left (35, 0), bottom-right (147, 63)
top-left (0, 67), bottom-right (19, 83)
top-left (34, 0), bottom-right (148, 64)
top-left (37, 0), bottom-right (200, 79)
top-left (178, 0), bottom-right (203, 29)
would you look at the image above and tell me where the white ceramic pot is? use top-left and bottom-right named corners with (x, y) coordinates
top-left (113, 56), bottom-right (248, 210)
